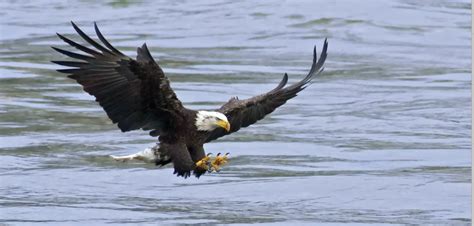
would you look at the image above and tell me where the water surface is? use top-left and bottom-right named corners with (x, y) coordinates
top-left (0, 0), bottom-right (471, 225)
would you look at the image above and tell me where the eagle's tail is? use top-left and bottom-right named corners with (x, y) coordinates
top-left (110, 144), bottom-right (170, 165)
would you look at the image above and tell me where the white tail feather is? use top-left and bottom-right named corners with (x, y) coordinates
top-left (110, 145), bottom-right (159, 163)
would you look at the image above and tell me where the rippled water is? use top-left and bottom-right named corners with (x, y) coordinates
top-left (0, 0), bottom-right (471, 225)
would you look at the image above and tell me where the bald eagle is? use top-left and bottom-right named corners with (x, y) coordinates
top-left (52, 22), bottom-right (328, 178)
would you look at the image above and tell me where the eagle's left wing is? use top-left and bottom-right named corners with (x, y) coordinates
top-left (205, 39), bottom-right (328, 142)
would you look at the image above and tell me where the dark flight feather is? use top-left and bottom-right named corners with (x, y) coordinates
top-left (52, 22), bottom-right (184, 134)
top-left (71, 21), bottom-right (114, 55)
top-left (56, 33), bottom-right (102, 56)
top-left (94, 22), bottom-right (126, 56)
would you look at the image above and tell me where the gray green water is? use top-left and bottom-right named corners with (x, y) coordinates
top-left (0, 0), bottom-right (471, 225)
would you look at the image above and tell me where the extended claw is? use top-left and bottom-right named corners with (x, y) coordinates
top-left (210, 152), bottom-right (230, 172)
top-left (195, 153), bottom-right (212, 171)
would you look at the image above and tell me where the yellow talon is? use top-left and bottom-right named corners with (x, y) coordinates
top-left (210, 152), bottom-right (230, 172)
top-left (195, 153), bottom-right (212, 170)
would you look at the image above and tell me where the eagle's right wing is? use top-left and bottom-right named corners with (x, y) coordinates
top-left (52, 22), bottom-right (183, 135)
top-left (205, 39), bottom-right (328, 142)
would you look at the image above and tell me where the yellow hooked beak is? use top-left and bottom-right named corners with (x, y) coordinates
top-left (216, 119), bottom-right (231, 132)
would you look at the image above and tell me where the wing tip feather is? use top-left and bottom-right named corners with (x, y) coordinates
top-left (94, 21), bottom-right (124, 56)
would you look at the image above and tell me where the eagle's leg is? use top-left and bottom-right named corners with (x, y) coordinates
top-left (189, 146), bottom-right (209, 177)
top-left (210, 152), bottom-right (230, 172)
top-left (195, 153), bottom-right (212, 171)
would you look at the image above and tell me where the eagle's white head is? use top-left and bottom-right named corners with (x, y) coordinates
top-left (195, 111), bottom-right (230, 132)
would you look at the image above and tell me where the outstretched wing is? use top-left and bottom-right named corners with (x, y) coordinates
top-left (52, 22), bottom-right (183, 134)
top-left (205, 39), bottom-right (328, 142)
